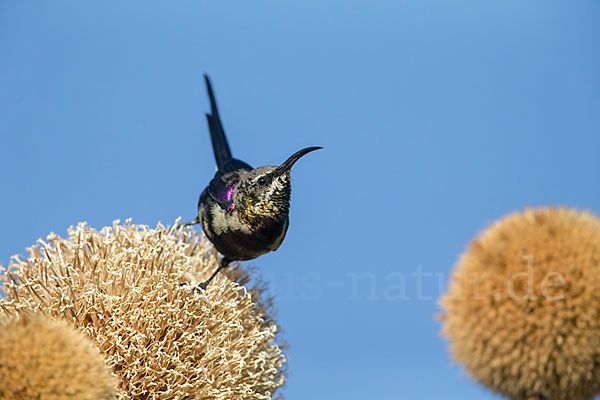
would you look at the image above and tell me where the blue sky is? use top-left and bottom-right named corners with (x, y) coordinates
top-left (1, 1), bottom-right (599, 399)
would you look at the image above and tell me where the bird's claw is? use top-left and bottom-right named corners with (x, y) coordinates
top-left (180, 281), bottom-right (208, 292)
top-left (182, 217), bottom-right (200, 228)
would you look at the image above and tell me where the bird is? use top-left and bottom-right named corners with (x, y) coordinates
top-left (186, 75), bottom-right (321, 290)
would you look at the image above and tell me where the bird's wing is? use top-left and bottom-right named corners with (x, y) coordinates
top-left (204, 75), bottom-right (233, 169)
top-left (207, 159), bottom-right (252, 209)
top-left (217, 158), bottom-right (252, 174)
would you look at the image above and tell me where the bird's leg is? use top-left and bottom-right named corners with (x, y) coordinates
top-left (197, 257), bottom-right (232, 290)
top-left (183, 217), bottom-right (200, 227)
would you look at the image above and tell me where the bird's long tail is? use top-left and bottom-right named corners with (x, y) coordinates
top-left (204, 75), bottom-right (233, 168)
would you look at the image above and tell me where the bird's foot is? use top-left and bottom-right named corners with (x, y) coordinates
top-left (182, 217), bottom-right (200, 228)
top-left (180, 258), bottom-right (231, 292)
top-left (179, 281), bottom-right (208, 292)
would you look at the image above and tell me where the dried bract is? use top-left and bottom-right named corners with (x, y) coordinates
top-left (0, 220), bottom-right (286, 400)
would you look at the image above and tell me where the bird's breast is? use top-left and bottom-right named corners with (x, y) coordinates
top-left (199, 197), bottom-right (288, 261)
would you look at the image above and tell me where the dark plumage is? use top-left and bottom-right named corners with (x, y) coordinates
top-left (188, 75), bottom-right (321, 289)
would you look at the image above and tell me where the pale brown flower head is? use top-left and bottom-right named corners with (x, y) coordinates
top-left (0, 312), bottom-right (117, 400)
top-left (0, 220), bottom-right (286, 400)
top-left (440, 207), bottom-right (600, 400)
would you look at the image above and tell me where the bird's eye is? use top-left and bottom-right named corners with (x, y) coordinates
top-left (257, 177), bottom-right (267, 186)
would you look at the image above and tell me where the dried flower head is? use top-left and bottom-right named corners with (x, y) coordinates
top-left (0, 220), bottom-right (286, 400)
top-left (0, 312), bottom-right (116, 400)
top-left (440, 207), bottom-right (600, 400)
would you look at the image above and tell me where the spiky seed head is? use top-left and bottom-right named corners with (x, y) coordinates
top-left (0, 313), bottom-right (117, 400)
top-left (440, 207), bottom-right (600, 400)
top-left (0, 220), bottom-right (286, 399)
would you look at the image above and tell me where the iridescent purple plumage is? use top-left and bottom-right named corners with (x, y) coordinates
top-left (226, 184), bottom-right (236, 201)
top-left (226, 184), bottom-right (236, 211)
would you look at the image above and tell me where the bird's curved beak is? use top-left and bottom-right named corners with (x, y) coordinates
top-left (276, 146), bottom-right (322, 175)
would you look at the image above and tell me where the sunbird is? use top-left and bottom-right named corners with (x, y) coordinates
top-left (187, 75), bottom-right (321, 289)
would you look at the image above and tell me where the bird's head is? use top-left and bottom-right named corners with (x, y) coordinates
top-left (235, 146), bottom-right (322, 225)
